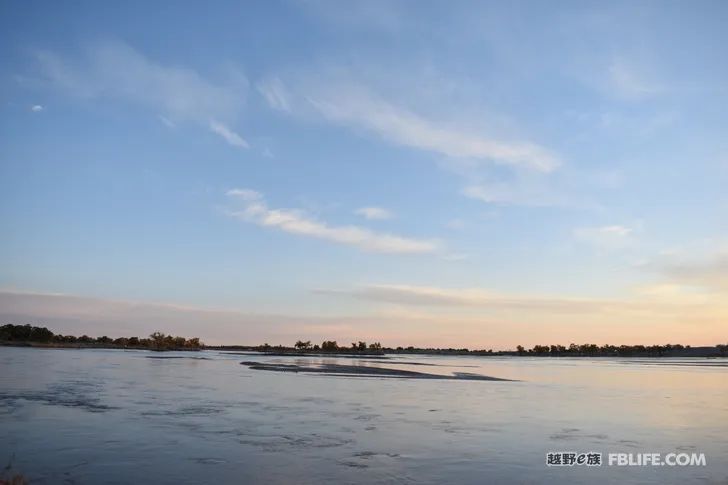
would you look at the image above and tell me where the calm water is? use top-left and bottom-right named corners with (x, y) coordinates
top-left (1, 347), bottom-right (727, 484)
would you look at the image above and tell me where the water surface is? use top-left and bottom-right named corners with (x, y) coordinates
top-left (1, 347), bottom-right (726, 484)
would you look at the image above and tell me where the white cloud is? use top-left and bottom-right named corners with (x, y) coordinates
top-left (635, 284), bottom-right (710, 304)
top-left (258, 74), bottom-right (568, 209)
top-left (573, 225), bottom-right (634, 250)
top-left (226, 189), bottom-right (437, 254)
top-left (158, 115), bottom-right (175, 128)
top-left (355, 206), bottom-right (393, 220)
top-left (441, 253), bottom-right (469, 262)
top-left (316, 283), bottom-right (723, 315)
top-left (305, 86), bottom-right (560, 172)
top-left (226, 188), bottom-right (262, 200)
top-left (607, 57), bottom-right (663, 100)
top-left (31, 104), bottom-right (44, 112)
top-left (659, 250), bottom-right (728, 292)
top-left (209, 119), bottom-right (249, 148)
top-left (461, 171), bottom-right (579, 208)
top-left (445, 219), bottom-right (466, 230)
top-left (257, 77), bottom-right (291, 112)
top-left (34, 40), bottom-right (248, 146)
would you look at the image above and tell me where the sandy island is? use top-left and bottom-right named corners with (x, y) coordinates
top-left (240, 361), bottom-right (515, 381)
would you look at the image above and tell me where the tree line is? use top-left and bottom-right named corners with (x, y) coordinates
top-left (0, 324), bottom-right (203, 350)
top-left (239, 341), bottom-right (728, 357)
top-left (5, 323), bottom-right (725, 357)
top-left (293, 340), bottom-right (383, 352)
top-left (514, 343), bottom-right (698, 357)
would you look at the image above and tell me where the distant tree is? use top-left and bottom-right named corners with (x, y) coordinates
top-left (321, 340), bottom-right (338, 351)
top-left (56, 334), bottom-right (77, 343)
top-left (369, 342), bottom-right (382, 350)
top-left (0, 325), bottom-right (12, 341)
top-left (0, 324), bottom-right (55, 342)
top-left (357, 341), bottom-right (367, 351)
top-left (532, 345), bottom-right (550, 355)
top-left (128, 336), bottom-right (140, 346)
top-left (150, 332), bottom-right (167, 350)
top-left (516, 345), bottom-right (525, 355)
top-left (96, 336), bottom-right (112, 344)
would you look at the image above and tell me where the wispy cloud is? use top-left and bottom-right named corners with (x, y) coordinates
top-left (445, 219), bottom-right (466, 230)
top-left (304, 86), bottom-right (560, 172)
top-left (606, 57), bottom-right (664, 100)
top-left (33, 40), bottom-right (249, 147)
top-left (315, 282), bottom-right (726, 315)
top-left (355, 206), bottom-right (393, 220)
top-left (158, 115), bottom-right (175, 128)
top-left (256, 73), bottom-right (567, 209)
top-left (209, 120), bottom-right (249, 148)
top-left (256, 77), bottom-right (291, 112)
top-left (660, 250), bottom-right (728, 292)
top-left (257, 76), bottom-right (560, 172)
top-left (573, 225), bottom-right (634, 250)
top-left (317, 284), bottom-right (599, 310)
top-left (226, 189), bottom-right (437, 254)
top-left (462, 180), bottom-right (570, 207)
top-left (441, 253), bottom-right (469, 262)
top-left (31, 104), bottom-right (44, 112)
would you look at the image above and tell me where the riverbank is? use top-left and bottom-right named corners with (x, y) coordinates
top-left (3, 341), bottom-right (727, 358)
top-left (0, 341), bottom-right (202, 352)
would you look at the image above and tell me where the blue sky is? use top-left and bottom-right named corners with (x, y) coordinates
top-left (1, 0), bottom-right (727, 347)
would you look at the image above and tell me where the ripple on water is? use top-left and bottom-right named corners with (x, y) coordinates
top-left (236, 433), bottom-right (355, 453)
top-left (0, 381), bottom-right (117, 413)
top-left (141, 405), bottom-right (226, 417)
top-left (549, 428), bottom-right (609, 441)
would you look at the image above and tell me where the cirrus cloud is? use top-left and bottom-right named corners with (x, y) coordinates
top-left (33, 40), bottom-right (249, 148)
top-left (226, 189), bottom-right (437, 254)
top-left (355, 206), bottom-right (393, 220)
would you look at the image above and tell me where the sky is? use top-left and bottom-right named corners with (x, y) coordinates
top-left (1, 0), bottom-right (727, 348)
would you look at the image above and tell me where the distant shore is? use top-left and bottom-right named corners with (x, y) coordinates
top-left (206, 345), bottom-right (728, 358)
top-left (2, 341), bottom-right (727, 358)
top-left (0, 341), bottom-right (201, 352)
top-left (2, 323), bottom-right (726, 358)
top-left (0, 324), bottom-right (204, 352)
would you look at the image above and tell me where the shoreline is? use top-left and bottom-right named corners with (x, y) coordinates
top-left (0, 341), bottom-right (202, 352)
top-left (3, 341), bottom-right (726, 358)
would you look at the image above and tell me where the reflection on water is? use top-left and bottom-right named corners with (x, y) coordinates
top-left (1, 347), bottom-right (726, 484)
